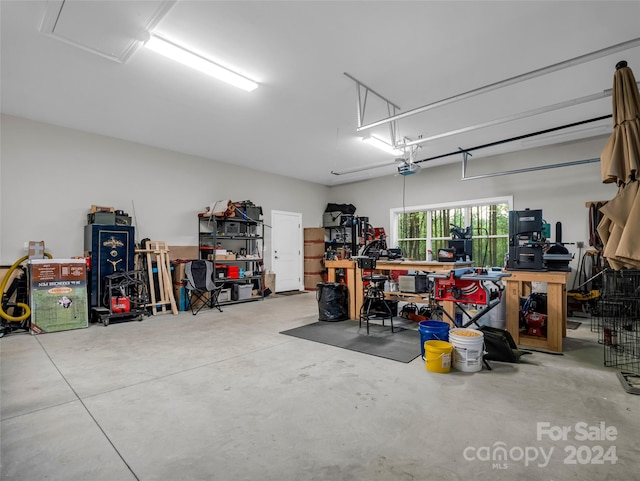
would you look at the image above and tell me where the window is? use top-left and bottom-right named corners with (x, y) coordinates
top-left (390, 196), bottom-right (512, 267)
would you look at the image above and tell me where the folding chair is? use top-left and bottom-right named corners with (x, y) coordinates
top-left (183, 260), bottom-right (223, 315)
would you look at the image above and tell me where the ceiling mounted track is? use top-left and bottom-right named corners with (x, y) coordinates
top-left (401, 83), bottom-right (637, 149)
top-left (355, 37), bottom-right (640, 132)
top-left (331, 115), bottom-right (610, 176)
top-left (461, 153), bottom-right (600, 181)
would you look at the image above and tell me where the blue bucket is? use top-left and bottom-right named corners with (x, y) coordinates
top-left (419, 320), bottom-right (450, 359)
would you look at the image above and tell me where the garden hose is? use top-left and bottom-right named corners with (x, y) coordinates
top-left (1, 253), bottom-right (52, 322)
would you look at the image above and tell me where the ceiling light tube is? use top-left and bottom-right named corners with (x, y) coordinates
top-left (362, 135), bottom-right (403, 156)
top-left (145, 33), bottom-right (258, 92)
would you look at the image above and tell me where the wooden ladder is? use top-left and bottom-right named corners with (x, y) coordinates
top-left (137, 240), bottom-right (178, 315)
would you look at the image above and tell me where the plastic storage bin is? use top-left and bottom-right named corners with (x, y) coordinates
top-left (233, 284), bottom-right (253, 300)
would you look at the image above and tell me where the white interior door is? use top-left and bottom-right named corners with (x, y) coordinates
top-left (271, 210), bottom-right (303, 292)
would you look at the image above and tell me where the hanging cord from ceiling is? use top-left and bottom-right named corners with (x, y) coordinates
top-left (402, 174), bottom-right (407, 250)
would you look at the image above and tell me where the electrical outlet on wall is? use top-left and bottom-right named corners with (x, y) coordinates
top-left (576, 241), bottom-right (585, 249)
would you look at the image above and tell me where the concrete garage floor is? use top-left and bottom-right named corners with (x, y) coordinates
top-left (1, 292), bottom-right (639, 481)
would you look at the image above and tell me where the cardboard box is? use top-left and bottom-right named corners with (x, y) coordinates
top-left (172, 262), bottom-right (187, 285)
top-left (304, 258), bottom-right (323, 273)
top-left (29, 259), bottom-right (88, 334)
top-left (169, 246), bottom-right (199, 260)
top-left (28, 241), bottom-right (46, 259)
top-left (304, 272), bottom-right (324, 290)
top-left (304, 227), bottom-right (324, 257)
top-left (262, 272), bottom-right (276, 292)
top-left (304, 227), bottom-right (325, 241)
top-left (208, 253), bottom-right (236, 261)
top-left (90, 205), bottom-right (114, 213)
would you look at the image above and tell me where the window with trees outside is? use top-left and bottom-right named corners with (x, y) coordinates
top-left (390, 196), bottom-right (512, 268)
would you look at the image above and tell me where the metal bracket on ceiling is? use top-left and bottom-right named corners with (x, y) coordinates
top-left (459, 148), bottom-right (473, 179)
top-left (344, 72), bottom-right (402, 149)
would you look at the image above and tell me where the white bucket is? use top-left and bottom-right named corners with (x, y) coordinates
top-left (449, 328), bottom-right (485, 372)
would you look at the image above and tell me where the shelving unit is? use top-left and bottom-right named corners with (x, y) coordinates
top-left (198, 214), bottom-right (264, 305)
top-left (324, 225), bottom-right (351, 252)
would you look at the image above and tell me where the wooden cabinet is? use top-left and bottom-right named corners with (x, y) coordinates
top-left (504, 270), bottom-right (570, 352)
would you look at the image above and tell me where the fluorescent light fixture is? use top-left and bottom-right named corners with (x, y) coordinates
top-left (145, 33), bottom-right (258, 92)
top-left (362, 135), bottom-right (403, 156)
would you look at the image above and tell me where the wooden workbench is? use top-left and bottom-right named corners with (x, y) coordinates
top-left (324, 259), bottom-right (472, 322)
top-left (504, 270), bottom-right (570, 353)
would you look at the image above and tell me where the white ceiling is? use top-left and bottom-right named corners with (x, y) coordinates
top-left (2, 0), bottom-right (640, 186)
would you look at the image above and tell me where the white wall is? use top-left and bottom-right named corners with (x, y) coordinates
top-left (329, 136), bottom-right (618, 286)
top-left (0, 115), bottom-right (329, 267)
top-left (2, 114), bottom-right (619, 289)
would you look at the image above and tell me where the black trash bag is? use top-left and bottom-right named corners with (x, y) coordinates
top-left (325, 203), bottom-right (356, 215)
top-left (316, 282), bottom-right (348, 321)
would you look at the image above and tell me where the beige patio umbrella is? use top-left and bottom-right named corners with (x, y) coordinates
top-left (598, 61), bottom-right (640, 269)
top-left (600, 61), bottom-right (640, 185)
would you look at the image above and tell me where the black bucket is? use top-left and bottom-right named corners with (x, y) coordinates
top-left (316, 282), bottom-right (348, 321)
